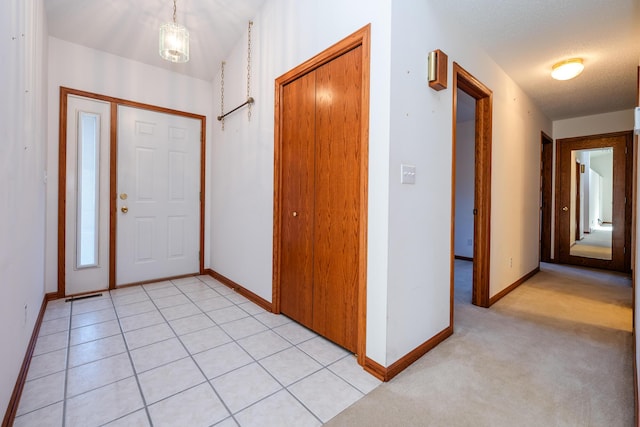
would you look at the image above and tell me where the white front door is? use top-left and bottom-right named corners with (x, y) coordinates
top-left (116, 106), bottom-right (201, 286)
top-left (65, 95), bottom-right (111, 295)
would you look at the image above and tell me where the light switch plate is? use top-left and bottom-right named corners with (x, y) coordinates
top-left (401, 164), bottom-right (416, 184)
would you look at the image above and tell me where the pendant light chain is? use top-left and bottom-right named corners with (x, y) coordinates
top-left (220, 61), bottom-right (225, 130)
top-left (172, 0), bottom-right (177, 23)
top-left (247, 21), bottom-right (253, 121)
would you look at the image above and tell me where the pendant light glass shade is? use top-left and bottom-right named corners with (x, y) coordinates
top-left (159, 22), bottom-right (189, 63)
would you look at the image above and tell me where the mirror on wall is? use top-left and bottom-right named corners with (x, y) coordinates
top-left (568, 147), bottom-right (613, 261)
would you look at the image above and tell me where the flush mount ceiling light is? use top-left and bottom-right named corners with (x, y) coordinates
top-left (159, 0), bottom-right (189, 63)
top-left (551, 58), bottom-right (584, 81)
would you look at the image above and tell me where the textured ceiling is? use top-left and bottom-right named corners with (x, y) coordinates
top-left (45, 0), bottom-right (640, 121)
top-left (432, 0), bottom-right (640, 120)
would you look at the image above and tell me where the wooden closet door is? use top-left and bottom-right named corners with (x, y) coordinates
top-left (313, 46), bottom-right (362, 352)
top-left (279, 72), bottom-right (316, 329)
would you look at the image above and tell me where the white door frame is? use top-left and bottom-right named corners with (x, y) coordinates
top-left (57, 87), bottom-right (206, 297)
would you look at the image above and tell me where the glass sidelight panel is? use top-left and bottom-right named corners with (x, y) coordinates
top-left (76, 111), bottom-right (100, 268)
top-left (568, 147), bottom-right (613, 260)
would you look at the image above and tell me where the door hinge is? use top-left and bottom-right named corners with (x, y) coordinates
top-left (625, 147), bottom-right (628, 154)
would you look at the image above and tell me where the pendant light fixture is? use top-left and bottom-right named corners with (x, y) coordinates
top-left (551, 58), bottom-right (584, 81)
top-left (159, 0), bottom-right (189, 63)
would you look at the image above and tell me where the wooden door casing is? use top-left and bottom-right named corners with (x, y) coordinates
top-left (575, 160), bottom-right (581, 242)
top-left (57, 87), bottom-right (206, 297)
top-left (274, 26), bottom-right (370, 357)
top-left (540, 133), bottom-right (553, 262)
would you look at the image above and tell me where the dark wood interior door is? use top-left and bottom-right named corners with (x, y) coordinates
top-left (540, 133), bottom-right (553, 262)
top-left (279, 47), bottom-right (362, 353)
top-left (555, 131), bottom-right (632, 272)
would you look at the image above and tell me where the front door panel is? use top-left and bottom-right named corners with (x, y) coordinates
top-left (116, 106), bottom-right (200, 285)
top-left (64, 95), bottom-right (111, 295)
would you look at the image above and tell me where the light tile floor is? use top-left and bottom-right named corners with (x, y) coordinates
top-left (14, 275), bottom-right (381, 427)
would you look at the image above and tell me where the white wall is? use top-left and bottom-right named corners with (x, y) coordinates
top-left (0, 0), bottom-right (48, 417)
top-left (383, 0), bottom-right (551, 363)
top-left (590, 153), bottom-right (613, 223)
top-left (209, 0), bottom-right (393, 364)
top-left (45, 37), bottom-right (215, 294)
top-left (588, 168), bottom-right (602, 229)
top-left (553, 109), bottom-right (634, 139)
top-left (212, 0), bottom-right (551, 366)
top-left (454, 119), bottom-right (475, 258)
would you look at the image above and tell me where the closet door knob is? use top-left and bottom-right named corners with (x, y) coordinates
top-left (292, 211), bottom-right (298, 217)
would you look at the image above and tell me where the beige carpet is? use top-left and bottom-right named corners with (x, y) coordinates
top-left (326, 261), bottom-right (633, 427)
top-left (571, 225), bottom-right (613, 260)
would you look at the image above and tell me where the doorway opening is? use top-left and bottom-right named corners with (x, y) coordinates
top-left (554, 131), bottom-right (633, 272)
top-left (451, 63), bottom-right (493, 326)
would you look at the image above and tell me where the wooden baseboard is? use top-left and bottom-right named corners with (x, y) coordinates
top-left (634, 333), bottom-right (638, 427)
top-left (454, 255), bottom-right (473, 262)
top-left (488, 266), bottom-right (539, 306)
top-left (45, 291), bottom-right (60, 301)
top-left (2, 295), bottom-right (49, 427)
top-left (204, 269), bottom-right (273, 313)
top-left (364, 325), bottom-right (453, 382)
top-left (363, 357), bottom-right (386, 381)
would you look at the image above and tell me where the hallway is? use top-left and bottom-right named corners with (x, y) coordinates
top-left (327, 261), bottom-right (634, 426)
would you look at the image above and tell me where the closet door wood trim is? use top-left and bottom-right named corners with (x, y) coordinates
top-left (273, 24), bottom-right (370, 365)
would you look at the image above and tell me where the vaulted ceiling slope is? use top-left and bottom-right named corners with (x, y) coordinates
top-left (45, 0), bottom-right (640, 121)
top-left (45, 0), bottom-right (266, 82)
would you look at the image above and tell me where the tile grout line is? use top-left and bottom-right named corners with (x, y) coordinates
top-left (15, 279), bottom-right (369, 426)
top-left (193, 280), bottom-right (327, 424)
top-left (189, 280), bottom-right (306, 425)
top-left (196, 277), bottom-right (365, 424)
top-left (155, 277), bottom-right (327, 424)
top-left (61, 299), bottom-right (74, 427)
top-left (13, 303), bottom-right (72, 422)
top-left (55, 276), bottom-right (369, 426)
top-left (107, 290), bottom-right (156, 427)
top-left (139, 277), bottom-right (239, 425)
